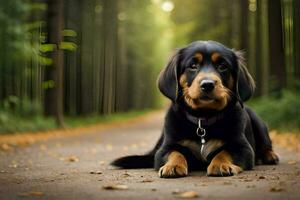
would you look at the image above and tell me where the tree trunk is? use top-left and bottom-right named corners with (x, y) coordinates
top-left (293, 0), bottom-right (300, 78)
top-left (44, 0), bottom-right (65, 127)
top-left (240, 0), bottom-right (248, 52)
top-left (255, 0), bottom-right (262, 96)
top-left (268, 0), bottom-right (286, 93)
top-left (102, 0), bottom-right (118, 114)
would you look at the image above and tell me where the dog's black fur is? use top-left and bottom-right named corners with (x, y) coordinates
top-left (112, 41), bottom-right (279, 177)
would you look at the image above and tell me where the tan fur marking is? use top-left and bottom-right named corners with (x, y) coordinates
top-left (179, 73), bottom-right (230, 110)
top-left (202, 139), bottom-right (225, 160)
top-left (263, 150), bottom-right (279, 164)
top-left (179, 139), bottom-right (224, 161)
top-left (194, 53), bottom-right (203, 62)
top-left (211, 52), bottom-right (221, 63)
top-left (228, 75), bottom-right (235, 91)
top-left (159, 151), bottom-right (188, 178)
top-left (207, 150), bottom-right (242, 176)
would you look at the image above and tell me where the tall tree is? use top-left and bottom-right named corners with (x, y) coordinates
top-left (268, 0), bottom-right (286, 93)
top-left (293, 0), bottom-right (300, 79)
top-left (101, 0), bottom-right (118, 114)
top-left (255, 0), bottom-right (262, 95)
top-left (44, 0), bottom-right (65, 127)
top-left (240, 0), bottom-right (249, 51)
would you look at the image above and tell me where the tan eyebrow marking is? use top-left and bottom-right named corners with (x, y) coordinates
top-left (194, 53), bottom-right (203, 62)
top-left (211, 52), bottom-right (221, 63)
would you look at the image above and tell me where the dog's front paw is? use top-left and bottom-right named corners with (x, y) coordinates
top-left (207, 150), bottom-right (243, 176)
top-left (159, 163), bottom-right (188, 178)
top-left (262, 150), bottom-right (279, 165)
top-left (207, 162), bottom-right (242, 176)
top-left (158, 151), bottom-right (188, 178)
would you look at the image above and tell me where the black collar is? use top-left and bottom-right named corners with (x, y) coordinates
top-left (185, 111), bottom-right (225, 126)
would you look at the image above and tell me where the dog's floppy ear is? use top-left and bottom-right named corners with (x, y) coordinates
top-left (157, 49), bottom-right (182, 102)
top-left (234, 51), bottom-right (256, 102)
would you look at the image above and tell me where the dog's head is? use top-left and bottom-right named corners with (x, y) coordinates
top-left (158, 41), bottom-right (255, 111)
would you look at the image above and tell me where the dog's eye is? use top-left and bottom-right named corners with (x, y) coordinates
top-left (217, 64), bottom-right (228, 72)
top-left (189, 64), bottom-right (198, 70)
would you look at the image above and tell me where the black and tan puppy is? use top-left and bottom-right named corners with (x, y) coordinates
top-left (112, 41), bottom-right (279, 178)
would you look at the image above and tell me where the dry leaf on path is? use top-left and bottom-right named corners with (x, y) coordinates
top-left (102, 184), bottom-right (128, 190)
top-left (68, 156), bottom-right (79, 162)
top-left (288, 160), bottom-right (297, 165)
top-left (175, 191), bottom-right (199, 199)
top-left (90, 171), bottom-right (102, 174)
top-left (29, 191), bottom-right (44, 196)
top-left (141, 178), bottom-right (153, 183)
top-left (1, 143), bottom-right (13, 151)
top-left (269, 187), bottom-right (283, 192)
top-left (18, 191), bottom-right (44, 197)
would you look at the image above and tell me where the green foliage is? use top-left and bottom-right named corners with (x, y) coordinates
top-left (0, 96), bottom-right (54, 134)
top-left (0, 111), bottom-right (55, 134)
top-left (39, 44), bottom-right (56, 52)
top-left (64, 109), bottom-right (152, 127)
top-left (62, 29), bottom-right (77, 37)
top-left (248, 90), bottom-right (300, 131)
top-left (60, 41), bottom-right (77, 51)
top-left (0, 109), bottom-right (152, 134)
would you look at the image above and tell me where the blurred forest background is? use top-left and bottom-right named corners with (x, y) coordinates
top-left (0, 0), bottom-right (299, 134)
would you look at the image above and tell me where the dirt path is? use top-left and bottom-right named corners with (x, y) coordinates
top-left (0, 111), bottom-right (300, 200)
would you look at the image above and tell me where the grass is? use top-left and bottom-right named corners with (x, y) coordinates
top-left (248, 90), bottom-right (300, 132)
top-left (1, 90), bottom-right (299, 135)
top-left (64, 109), bottom-right (153, 127)
top-left (0, 109), bottom-right (153, 135)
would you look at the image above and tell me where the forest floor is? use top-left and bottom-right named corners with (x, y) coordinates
top-left (0, 111), bottom-right (300, 200)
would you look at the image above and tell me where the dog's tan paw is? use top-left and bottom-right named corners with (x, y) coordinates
top-left (263, 150), bottom-right (279, 165)
top-left (207, 162), bottom-right (242, 176)
top-left (159, 163), bottom-right (188, 178)
top-left (207, 150), bottom-right (242, 177)
top-left (158, 151), bottom-right (188, 178)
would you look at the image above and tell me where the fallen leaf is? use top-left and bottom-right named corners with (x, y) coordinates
top-left (68, 156), bottom-right (79, 162)
top-left (18, 191), bottom-right (44, 197)
top-left (1, 143), bottom-right (13, 151)
top-left (30, 191), bottom-right (44, 196)
top-left (288, 160), bottom-right (297, 165)
top-left (9, 164), bottom-right (18, 168)
top-left (269, 187), bottom-right (283, 192)
top-left (90, 171), bottom-right (102, 174)
top-left (141, 179), bottom-right (153, 183)
top-left (122, 172), bottom-right (132, 178)
top-left (258, 176), bottom-right (265, 179)
top-left (176, 191), bottom-right (199, 199)
top-left (172, 189), bottom-right (181, 194)
top-left (102, 184), bottom-right (128, 190)
top-left (99, 161), bottom-right (106, 165)
top-left (223, 181), bottom-right (232, 185)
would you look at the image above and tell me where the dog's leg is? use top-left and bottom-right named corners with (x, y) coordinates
top-left (207, 150), bottom-right (243, 176)
top-left (246, 107), bottom-right (279, 164)
top-left (158, 151), bottom-right (188, 178)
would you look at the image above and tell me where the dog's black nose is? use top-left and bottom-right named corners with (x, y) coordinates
top-left (200, 80), bottom-right (215, 93)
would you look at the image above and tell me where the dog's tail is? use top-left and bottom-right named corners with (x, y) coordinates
top-left (111, 154), bottom-right (154, 169)
top-left (111, 133), bottom-right (164, 169)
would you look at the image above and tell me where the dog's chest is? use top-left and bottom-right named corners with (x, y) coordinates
top-left (178, 139), bottom-right (224, 161)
